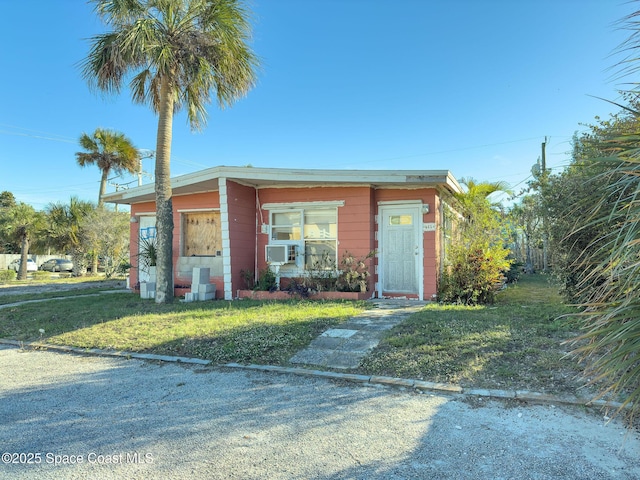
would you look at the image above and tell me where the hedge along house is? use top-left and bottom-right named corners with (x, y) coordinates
top-left (103, 166), bottom-right (462, 301)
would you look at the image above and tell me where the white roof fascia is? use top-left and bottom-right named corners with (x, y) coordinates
top-left (103, 166), bottom-right (462, 205)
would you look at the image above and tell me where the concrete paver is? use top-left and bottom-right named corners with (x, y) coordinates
top-left (290, 300), bottom-right (426, 369)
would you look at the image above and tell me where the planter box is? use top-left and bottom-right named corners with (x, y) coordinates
top-left (135, 287), bottom-right (194, 298)
top-left (237, 290), bottom-right (371, 300)
top-left (314, 291), bottom-right (371, 300)
top-left (174, 287), bottom-right (190, 297)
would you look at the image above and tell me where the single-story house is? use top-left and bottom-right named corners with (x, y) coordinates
top-left (103, 166), bottom-right (462, 301)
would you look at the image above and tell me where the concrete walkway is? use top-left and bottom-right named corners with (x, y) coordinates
top-left (290, 300), bottom-right (426, 369)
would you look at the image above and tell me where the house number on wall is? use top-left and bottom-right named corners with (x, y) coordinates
top-left (423, 223), bottom-right (437, 232)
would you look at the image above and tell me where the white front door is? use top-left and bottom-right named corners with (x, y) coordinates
top-left (379, 205), bottom-right (422, 298)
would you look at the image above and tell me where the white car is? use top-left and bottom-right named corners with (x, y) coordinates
top-left (7, 258), bottom-right (38, 272)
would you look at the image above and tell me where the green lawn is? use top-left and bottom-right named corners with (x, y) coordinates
top-left (0, 294), bottom-right (367, 365)
top-left (357, 274), bottom-right (584, 395)
top-left (0, 274), bottom-right (589, 396)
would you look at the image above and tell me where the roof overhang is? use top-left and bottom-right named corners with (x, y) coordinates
top-left (102, 166), bottom-right (462, 205)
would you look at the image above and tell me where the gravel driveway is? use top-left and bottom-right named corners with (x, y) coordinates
top-left (1, 345), bottom-right (639, 479)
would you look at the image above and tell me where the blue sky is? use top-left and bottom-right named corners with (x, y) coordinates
top-left (0, 0), bottom-right (634, 210)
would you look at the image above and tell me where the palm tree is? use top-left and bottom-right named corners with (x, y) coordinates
top-left (440, 178), bottom-right (512, 304)
top-left (0, 203), bottom-right (45, 280)
top-left (76, 128), bottom-right (140, 207)
top-left (81, 0), bottom-right (259, 303)
top-left (46, 197), bottom-right (95, 277)
top-left (455, 178), bottom-right (511, 213)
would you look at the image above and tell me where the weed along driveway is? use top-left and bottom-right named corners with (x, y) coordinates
top-left (1, 345), bottom-right (639, 479)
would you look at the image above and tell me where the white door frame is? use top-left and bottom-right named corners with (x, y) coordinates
top-left (377, 202), bottom-right (424, 300)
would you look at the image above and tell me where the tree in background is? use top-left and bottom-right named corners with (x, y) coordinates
top-left (438, 178), bottom-right (512, 304)
top-left (0, 191), bottom-right (16, 209)
top-left (76, 128), bottom-right (140, 207)
top-left (0, 203), bottom-right (46, 279)
top-left (46, 197), bottom-right (95, 277)
top-left (0, 191), bottom-right (18, 253)
top-left (82, 208), bottom-right (130, 278)
top-left (508, 194), bottom-right (542, 274)
top-left (81, 0), bottom-right (259, 303)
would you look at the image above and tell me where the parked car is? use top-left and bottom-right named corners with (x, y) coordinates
top-left (7, 258), bottom-right (38, 272)
top-left (39, 258), bottom-right (73, 272)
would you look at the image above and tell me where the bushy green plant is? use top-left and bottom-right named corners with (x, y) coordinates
top-left (336, 251), bottom-right (375, 292)
top-left (304, 251), bottom-right (339, 292)
top-left (240, 269), bottom-right (255, 290)
top-left (439, 247), bottom-right (510, 304)
top-left (438, 178), bottom-right (513, 305)
top-left (117, 261), bottom-right (131, 276)
top-left (138, 237), bottom-right (157, 271)
top-left (255, 267), bottom-right (277, 291)
top-left (32, 271), bottom-right (51, 280)
top-left (562, 102), bottom-right (640, 422)
top-left (504, 259), bottom-right (523, 283)
top-left (0, 269), bottom-right (16, 283)
top-left (284, 278), bottom-right (314, 298)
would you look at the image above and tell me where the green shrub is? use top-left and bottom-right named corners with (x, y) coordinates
top-left (32, 271), bottom-right (51, 280)
top-left (336, 251), bottom-right (375, 292)
top-left (438, 178), bottom-right (513, 305)
top-left (255, 267), bottom-right (277, 291)
top-left (304, 251), bottom-right (339, 292)
top-left (438, 247), bottom-right (511, 305)
top-left (0, 270), bottom-right (16, 283)
top-left (240, 269), bottom-right (255, 289)
top-left (504, 259), bottom-right (523, 283)
top-left (301, 250), bottom-right (375, 293)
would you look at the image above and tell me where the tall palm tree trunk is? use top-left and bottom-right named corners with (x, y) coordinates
top-left (154, 77), bottom-right (175, 303)
top-left (18, 234), bottom-right (29, 280)
top-left (92, 172), bottom-right (107, 276)
top-left (98, 169), bottom-right (109, 207)
top-left (71, 247), bottom-right (87, 277)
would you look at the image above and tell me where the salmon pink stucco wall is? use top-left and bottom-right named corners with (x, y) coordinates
top-left (256, 186), bottom-right (378, 294)
top-left (128, 183), bottom-right (444, 300)
top-left (129, 191), bottom-right (223, 297)
top-left (172, 192), bottom-right (222, 296)
top-left (225, 180), bottom-right (258, 296)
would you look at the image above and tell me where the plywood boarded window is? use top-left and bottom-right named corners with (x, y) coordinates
top-left (182, 211), bottom-right (221, 256)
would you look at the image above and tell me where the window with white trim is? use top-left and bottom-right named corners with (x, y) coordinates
top-left (270, 208), bottom-right (337, 269)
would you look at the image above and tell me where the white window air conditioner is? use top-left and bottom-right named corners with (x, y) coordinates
top-left (266, 244), bottom-right (295, 264)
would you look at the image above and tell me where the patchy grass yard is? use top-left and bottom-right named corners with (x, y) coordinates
top-left (0, 274), bottom-right (593, 396)
top-left (0, 294), bottom-right (367, 365)
top-left (357, 275), bottom-right (585, 395)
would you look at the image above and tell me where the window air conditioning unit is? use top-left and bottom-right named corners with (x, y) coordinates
top-left (266, 244), bottom-right (295, 264)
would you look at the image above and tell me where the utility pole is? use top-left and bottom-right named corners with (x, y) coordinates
top-left (138, 150), bottom-right (155, 186)
top-left (541, 137), bottom-right (549, 273)
top-left (108, 182), bottom-right (128, 212)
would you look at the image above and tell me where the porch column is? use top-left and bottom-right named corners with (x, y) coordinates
top-left (218, 177), bottom-right (233, 300)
